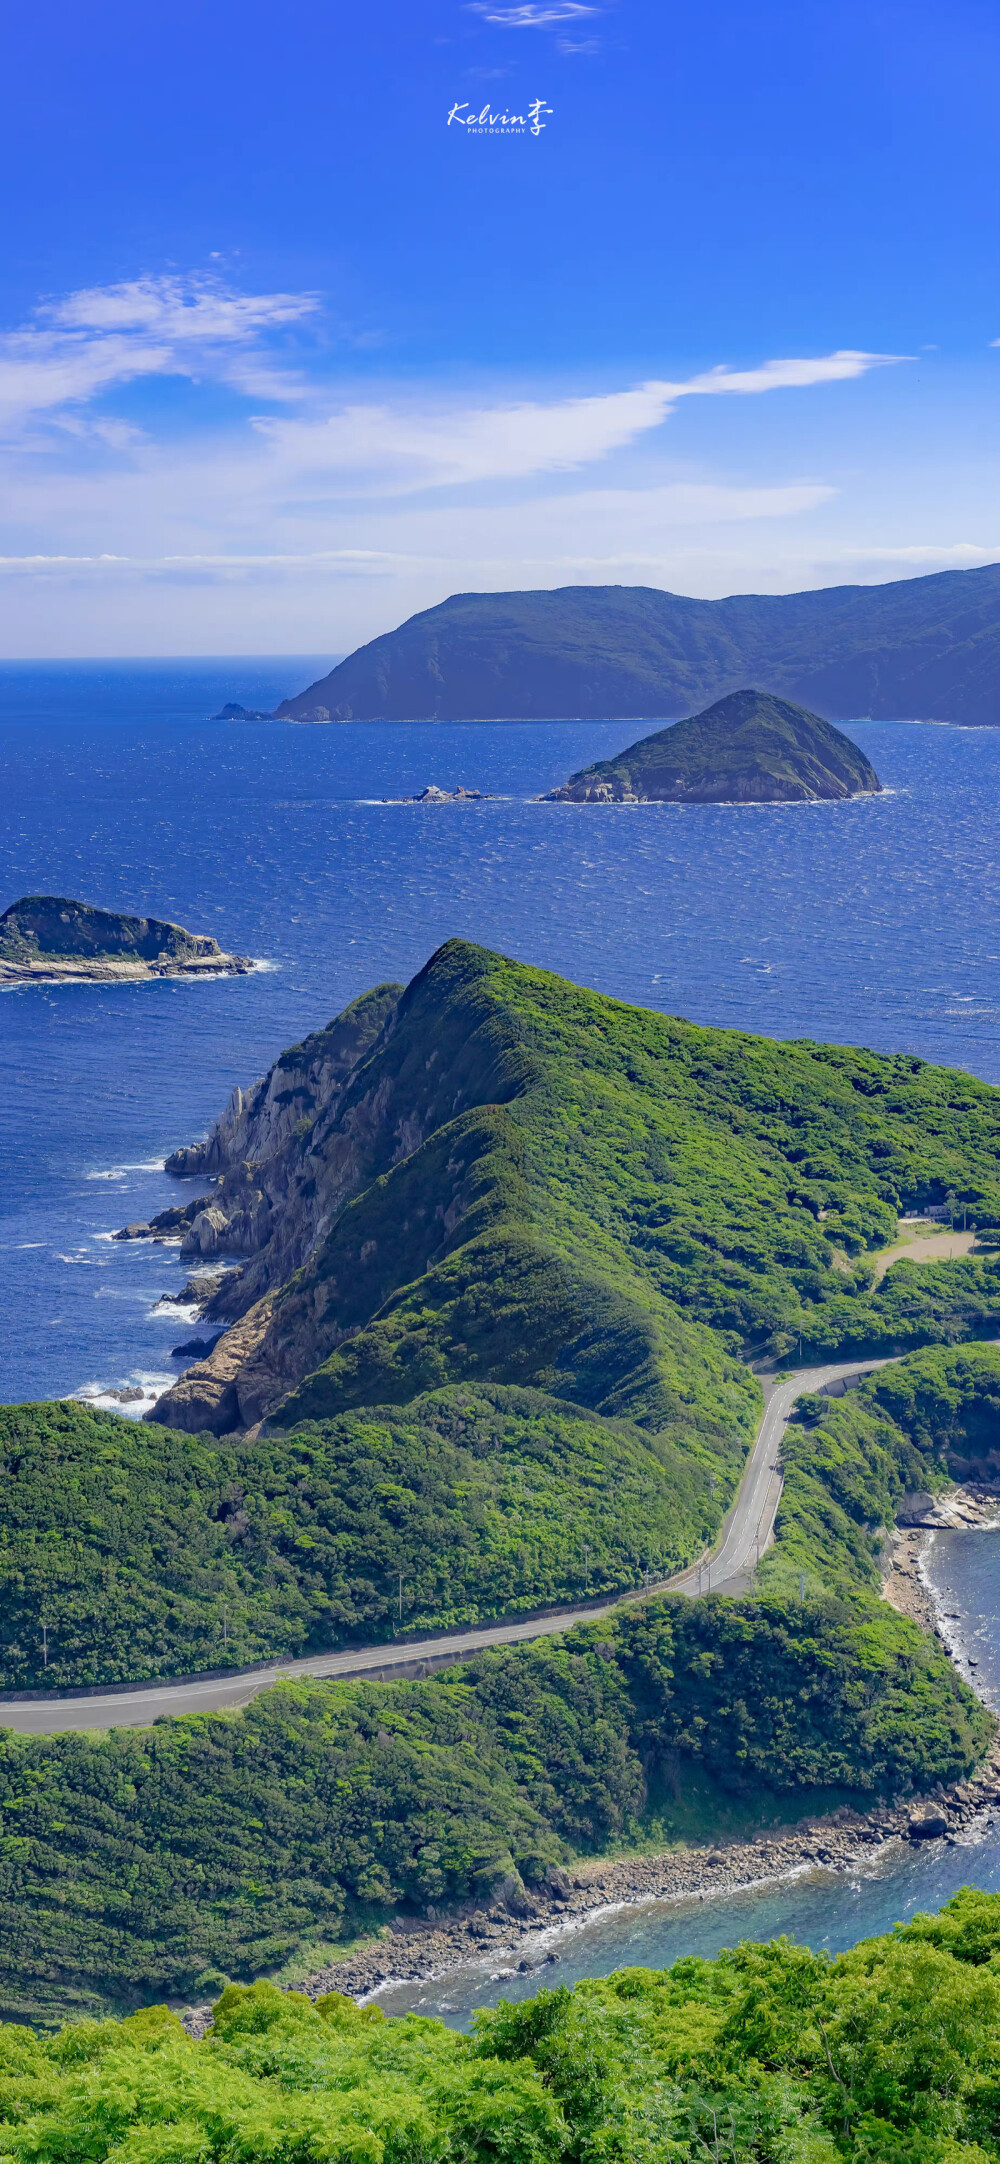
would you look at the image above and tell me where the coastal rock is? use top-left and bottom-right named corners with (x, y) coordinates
top-left (542, 689), bottom-right (882, 805)
top-left (0, 895), bottom-right (251, 984)
top-left (212, 703), bottom-right (275, 721)
top-left (209, 1737), bottom-right (1000, 2019)
top-left (381, 785), bottom-right (494, 804)
top-left (113, 1198), bottom-right (209, 1242)
top-left (908, 1810), bottom-right (949, 1839)
top-left (147, 1298), bottom-right (277, 1433)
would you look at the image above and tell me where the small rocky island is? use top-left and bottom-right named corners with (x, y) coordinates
top-left (0, 896), bottom-right (251, 984)
top-left (212, 702), bottom-right (275, 721)
top-left (542, 688), bottom-right (882, 804)
top-left (381, 784), bottom-right (495, 804)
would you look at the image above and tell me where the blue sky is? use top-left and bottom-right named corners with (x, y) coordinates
top-left (0, 0), bottom-right (995, 655)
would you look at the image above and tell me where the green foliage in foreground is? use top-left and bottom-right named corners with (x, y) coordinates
top-left (0, 1589), bottom-right (985, 2024)
top-left (766, 1341), bottom-right (1000, 1600)
top-left (0, 1386), bottom-right (710, 1689)
top-left (12, 1891), bottom-right (1000, 2161)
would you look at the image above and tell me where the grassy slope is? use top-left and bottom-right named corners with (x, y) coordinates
top-left (269, 941), bottom-right (1000, 1440)
top-left (0, 1387), bottom-right (711, 1690)
top-left (0, 1359), bottom-right (993, 2018)
top-left (5, 958), bottom-right (1000, 2012)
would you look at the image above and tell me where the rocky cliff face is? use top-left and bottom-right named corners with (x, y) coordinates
top-left (163, 982), bottom-right (403, 1325)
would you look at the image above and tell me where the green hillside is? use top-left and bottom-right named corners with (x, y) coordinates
top-left (768, 1341), bottom-right (1000, 1600)
top-left (0, 1578), bottom-right (985, 2021)
top-left (275, 562), bottom-right (1000, 721)
top-left (544, 688), bottom-right (882, 803)
top-left (0, 1386), bottom-right (712, 1690)
top-left (0, 1344), bottom-right (995, 2017)
top-left (230, 940), bottom-right (1000, 1443)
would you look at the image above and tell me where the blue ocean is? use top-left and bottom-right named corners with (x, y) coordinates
top-left (3, 661), bottom-right (1000, 1408)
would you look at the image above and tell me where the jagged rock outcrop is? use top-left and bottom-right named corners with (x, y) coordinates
top-left (160, 981), bottom-right (403, 1322)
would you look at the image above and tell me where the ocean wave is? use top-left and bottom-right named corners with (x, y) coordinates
top-left (68, 1371), bottom-right (175, 1419)
top-left (85, 1168), bottom-right (163, 1184)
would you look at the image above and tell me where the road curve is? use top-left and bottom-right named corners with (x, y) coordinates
top-left (0, 1356), bottom-right (894, 1736)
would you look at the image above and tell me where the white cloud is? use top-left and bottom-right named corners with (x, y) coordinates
top-left (0, 273), bottom-right (935, 653)
top-left (467, 3), bottom-right (597, 23)
top-left (829, 542), bottom-right (999, 565)
top-left (250, 351), bottom-right (901, 495)
top-left (0, 275), bottom-right (317, 434)
top-left (44, 276), bottom-right (314, 342)
top-left (675, 351), bottom-right (905, 397)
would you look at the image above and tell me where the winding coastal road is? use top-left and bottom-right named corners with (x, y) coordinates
top-left (0, 1358), bottom-right (892, 1736)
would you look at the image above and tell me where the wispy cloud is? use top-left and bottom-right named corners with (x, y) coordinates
top-left (0, 272), bottom-right (928, 652)
top-left (249, 351), bottom-right (903, 496)
top-left (0, 275), bottom-right (317, 434)
top-left (467, 2), bottom-right (597, 24)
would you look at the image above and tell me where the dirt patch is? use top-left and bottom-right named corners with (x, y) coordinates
top-left (873, 1229), bottom-right (977, 1281)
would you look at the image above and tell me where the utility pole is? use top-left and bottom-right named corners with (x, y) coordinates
top-left (398, 1569), bottom-right (403, 1623)
top-left (41, 1623), bottom-right (50, 1668)
top-left (222, 1605), bottom-right (228, 1649)
top-left (582, 1543), bottom-right (590, 1592)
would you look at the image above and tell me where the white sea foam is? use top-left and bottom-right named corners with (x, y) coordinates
top-left (68, 1371), bottom-right (175, 1419)
top-left (85, 1159), bottom-right (166, 1181)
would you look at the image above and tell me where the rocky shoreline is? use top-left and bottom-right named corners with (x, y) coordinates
top-left (180, 1739), bottom-right (1000, 2036)
top-left (0, 953), bottom-right (252, 986)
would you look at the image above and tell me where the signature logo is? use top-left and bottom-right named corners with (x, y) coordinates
top-left (447, 97), bottom-right (552, 135)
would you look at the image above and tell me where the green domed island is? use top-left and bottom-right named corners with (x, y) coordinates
top-left (542, 688), bottom-right (882, 804)
top-left (0, 896), bottom-right (251, 985)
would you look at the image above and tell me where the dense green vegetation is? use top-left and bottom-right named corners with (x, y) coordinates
top-left (0, 1585), bottom-right (984, 2023)
top-left (765, 1342), bottom-right (1000, 1600)
top-left (545, 690), bottom-right (881, 803)
top-left (276, 563), bottom-right (1000, 721)
top-left (256, 942), bottom-right (1000, 1445)
top-left (12, 1892), bottom-right (1000, 2159)
top-left (0, 1386), bottom-right (712, 1688)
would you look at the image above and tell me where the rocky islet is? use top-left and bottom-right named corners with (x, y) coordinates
top-left (0, 894), bottom-right (251, 984)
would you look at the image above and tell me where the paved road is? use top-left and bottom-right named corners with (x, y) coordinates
top-left (0, 1356), bottom-right (893, 1735)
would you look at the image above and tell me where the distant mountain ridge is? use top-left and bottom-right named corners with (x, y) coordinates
top-left (544, 689), bottom-right (882, 803)
top-left (277, 562), bottom-right (1000, 724)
